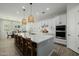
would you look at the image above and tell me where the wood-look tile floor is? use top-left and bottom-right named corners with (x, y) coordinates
top-left (0, 38), bottom-right (20, 56)
top-left (51, 44), bottom-right (79, 56)
top-left (0, 38), bottom-right (79, 56)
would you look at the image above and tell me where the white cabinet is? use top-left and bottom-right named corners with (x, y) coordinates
top-left (55, 16), bottom-right (60, 25)
top-left (37, 37), bottom-right (54, 56)
top-left (55, 14), bottom-right (67, 45)
top-left (67, 9), bottom-right (76, 51)
top-left (56, 14), bottom-right (66, 26)
top-left (67, 4), bottom-right (79, 53)
top-left (60, 14), bottom-right (66, 25)
top-left (74, 8), bottom-right (79, 53)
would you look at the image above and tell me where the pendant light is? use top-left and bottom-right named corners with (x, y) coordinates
top-left (28, 3), bottom-right (34, 23)
top-left (22, 6), bottom-right (27, 25)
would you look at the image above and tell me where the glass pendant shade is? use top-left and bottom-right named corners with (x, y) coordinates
top-left (22, 19), bottom-right (27, 25)
top-left (21, 3), bottom-right (34, 25)
top-left (28, 15), bottom-right (34, 22)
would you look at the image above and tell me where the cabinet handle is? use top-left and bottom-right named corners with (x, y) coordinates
top-left (68, 34), bottom-right (70, 36)
top-left (78, 35), bottom-right (79, 37)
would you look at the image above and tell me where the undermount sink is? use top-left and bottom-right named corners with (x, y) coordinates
top-left (30, 33), bottom-right (36, 35)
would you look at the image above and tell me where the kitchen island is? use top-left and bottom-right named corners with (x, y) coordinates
top-left (14, 33), bottom-right (54, 56)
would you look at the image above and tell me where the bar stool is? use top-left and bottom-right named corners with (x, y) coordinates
top-left (24, 38), bottom-right (34, 56)
top-left (27, 38), bottom-right (34, 56)
top-left (14, 35), bottom-right (17, 45)
top-left (15, 35), bottom-right (19, 47)
top-left (23, 38), bottom-right (28, 56)
top-left (17, 35), bottom-right (20, 48)
top-left (19, 35), bottom-right (24, 54)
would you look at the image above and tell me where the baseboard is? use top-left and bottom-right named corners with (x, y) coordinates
top-left (54, 42), bottom-right (66, 47)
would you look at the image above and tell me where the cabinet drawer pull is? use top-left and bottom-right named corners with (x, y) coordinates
top-left (68, 34), bottom-right (70, 36)
top-left (78, 35), bottom-right (79, 37)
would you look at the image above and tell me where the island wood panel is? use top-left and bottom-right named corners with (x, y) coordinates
top-left (14, 34), bottom-right (37, 56)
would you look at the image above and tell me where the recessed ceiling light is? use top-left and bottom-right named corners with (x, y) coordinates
top-left (22, 6), bottom-right (25, 9)
top-left (46, 8), bottom-right (50, 11)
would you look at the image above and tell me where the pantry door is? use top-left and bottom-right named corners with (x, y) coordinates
top-left (67, 8), bottom-right (76, 51)
top-left (67, 4), bottom-right (79, 53)
top-left (75, 8), bottom-right (79, 53)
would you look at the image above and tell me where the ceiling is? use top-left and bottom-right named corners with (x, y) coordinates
top-left (0, 3), bottom-right (67, 21)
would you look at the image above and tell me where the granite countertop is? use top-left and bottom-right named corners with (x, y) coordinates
top-left (15, 33), bottom-right (53, 44)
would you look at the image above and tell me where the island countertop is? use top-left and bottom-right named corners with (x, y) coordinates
top-left (14, 33), bottom-right (54, 56)
top-left (15, 33), bottom-right (53, 44)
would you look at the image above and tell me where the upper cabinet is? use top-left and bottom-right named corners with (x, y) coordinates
top-left (56, 14), bottom-right (66, 26)
top-left (60, 14), bottom-right (67, 25)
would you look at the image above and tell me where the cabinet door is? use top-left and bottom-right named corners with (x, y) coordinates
top-left (75, 9), bottom-right (79, 53)
top-left (60, 14), bottom-right (66, 25)
top-left (55, 16), bottom-right (60, 26)
top-left (67, 8), bottom-right (77, 51)
top-left (67, 4), bottom-right (79, 53)
top-left (56, 14), bottom-right (66, 26)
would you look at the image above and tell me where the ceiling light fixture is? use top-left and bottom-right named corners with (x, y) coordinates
top-left (22, 3), bottom-right (34, 25)
top-left (22, 6), bottom-right (27, 25)
top-left (22, 6), bottom-right (26, 10)
top-left (46, 8), bottom-right (50, 11)
top-left (28, 3), bottom-right (34, 23)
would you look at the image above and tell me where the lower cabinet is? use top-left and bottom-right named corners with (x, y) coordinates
top-left (14, 35), bottom-right (37, 56)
